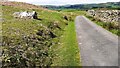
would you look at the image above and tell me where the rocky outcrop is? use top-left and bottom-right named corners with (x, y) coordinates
top-left (88, 10), bottom-right (120, 25)
top-left (13, 11), bottom-right (38, 19)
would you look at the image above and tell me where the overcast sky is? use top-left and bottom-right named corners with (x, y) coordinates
top-left (8, 0), bottom-right (120, 5)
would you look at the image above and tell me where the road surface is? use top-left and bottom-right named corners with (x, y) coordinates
top-left (75, 16), bottom-right (118, 66)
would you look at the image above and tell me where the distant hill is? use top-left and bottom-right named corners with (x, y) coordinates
top-left (43, 2), bottom-right (120, 10)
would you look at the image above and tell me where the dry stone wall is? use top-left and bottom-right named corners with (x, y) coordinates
top-left (88, 10), bottom-right (120, 25)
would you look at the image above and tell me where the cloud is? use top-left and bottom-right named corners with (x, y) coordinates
top-left (8, 0), bottom-right (120, 5)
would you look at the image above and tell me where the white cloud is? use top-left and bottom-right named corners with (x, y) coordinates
top-left (8, 0), bottom-right (120, 5)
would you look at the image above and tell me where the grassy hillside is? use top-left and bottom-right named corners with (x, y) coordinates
top-left (1, 2), bottom-right (81, 67)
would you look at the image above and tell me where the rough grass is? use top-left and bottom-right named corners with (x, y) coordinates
top-left (52, 22), bottom-right (81, 66)
top-left (1, 4), bottom-right (81, 66)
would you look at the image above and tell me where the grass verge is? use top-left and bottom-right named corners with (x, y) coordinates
top-left (52, 22), bottom-right (81, 66)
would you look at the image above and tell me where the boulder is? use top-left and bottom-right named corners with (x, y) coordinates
top-left (13, 11), bottom-right (38, 19)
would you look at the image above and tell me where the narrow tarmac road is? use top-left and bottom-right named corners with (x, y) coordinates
top-left (75, 16), bottom-right (118, 66)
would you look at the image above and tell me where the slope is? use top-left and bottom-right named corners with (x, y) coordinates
top-left (1, 1), bottom-right (81, 67)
